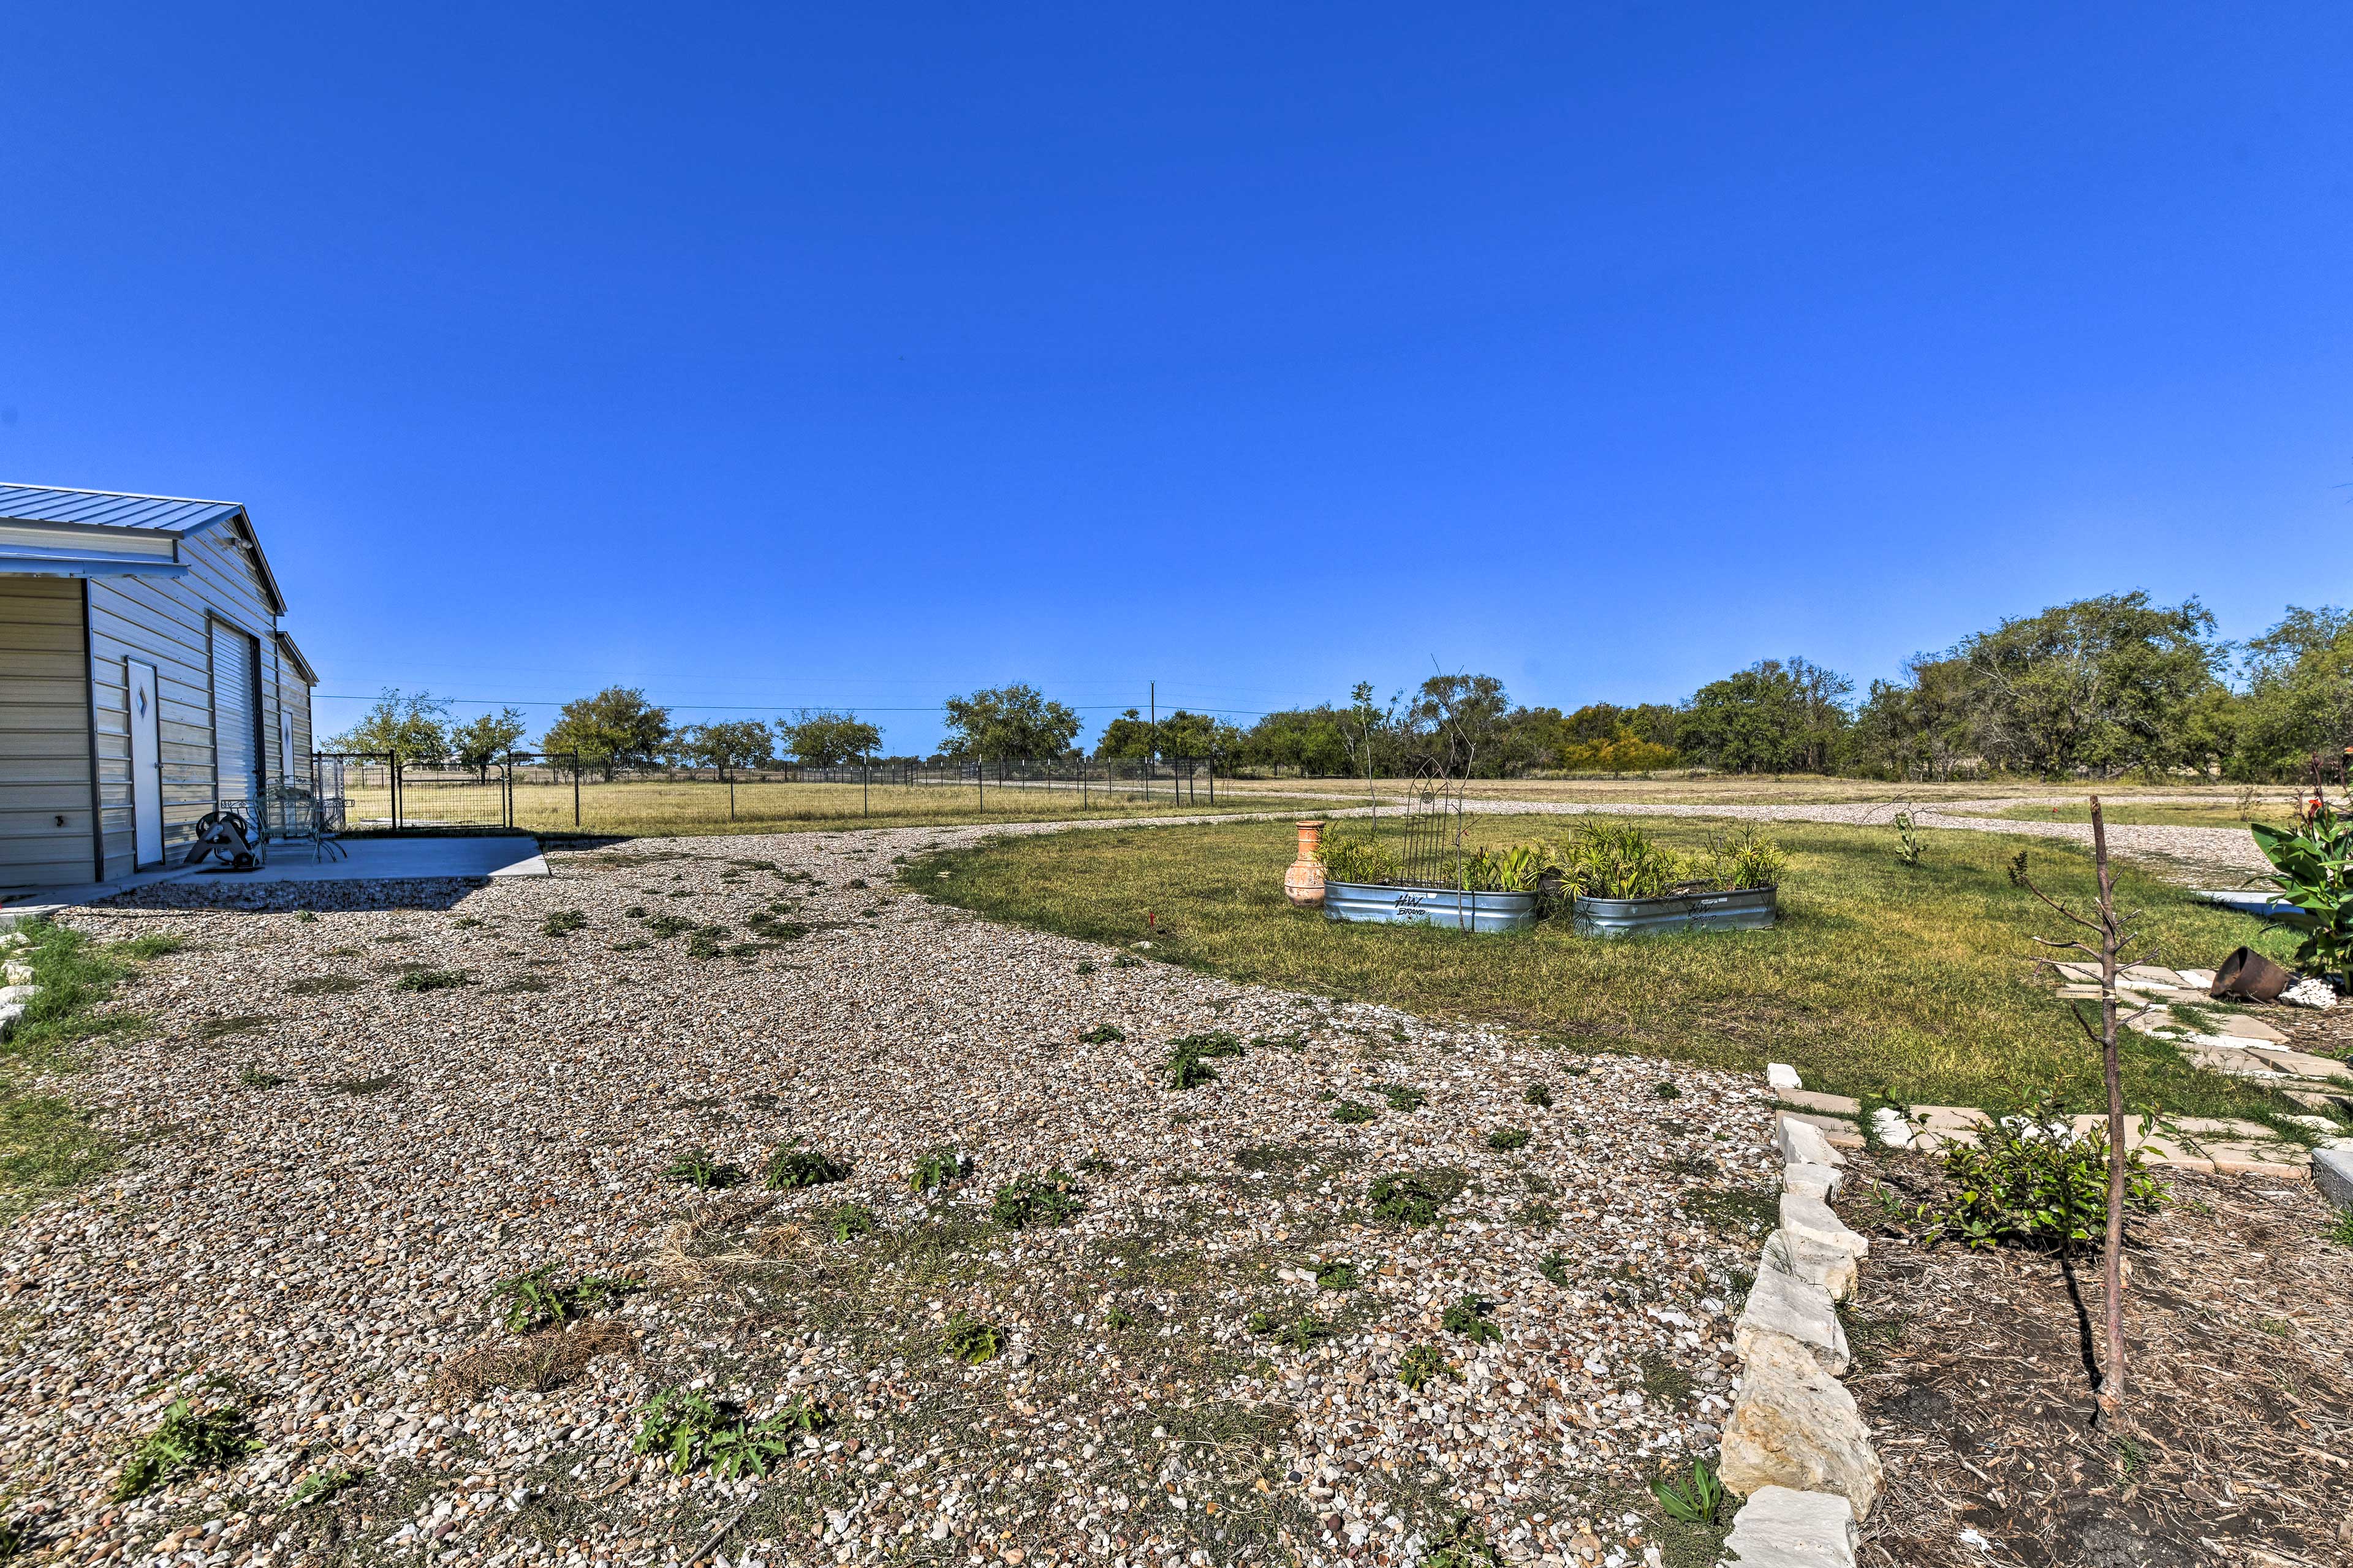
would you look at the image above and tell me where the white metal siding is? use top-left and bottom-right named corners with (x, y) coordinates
top-left (0, 575), bottom-right (95, 888)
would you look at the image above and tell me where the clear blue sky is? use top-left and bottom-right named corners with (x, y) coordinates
top-left (4, 5), bottom-right (2347, 754)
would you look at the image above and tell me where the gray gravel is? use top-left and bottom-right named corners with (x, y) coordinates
top-left (0, 824), bottom-right (1775, 1567)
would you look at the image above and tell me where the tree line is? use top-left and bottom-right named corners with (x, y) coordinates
top-left (327, 591), bottom-right (2353, 783)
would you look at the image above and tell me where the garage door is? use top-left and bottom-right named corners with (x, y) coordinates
top-left (210, 621), bottom-right (262, 813)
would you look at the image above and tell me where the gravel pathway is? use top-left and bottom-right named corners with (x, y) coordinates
top-left (1, 822), bottom-right (1774, 1567)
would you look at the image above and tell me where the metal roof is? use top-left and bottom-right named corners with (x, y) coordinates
top-left (0, 483), bottom-right (246, 534)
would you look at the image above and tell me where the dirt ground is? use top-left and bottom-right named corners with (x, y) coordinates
top-left (1835, 1147), bottom-right (2353, 1568)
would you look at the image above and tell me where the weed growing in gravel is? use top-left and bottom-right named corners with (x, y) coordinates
top-left (633, 1388), bottom-right (825, 1479)
top-left (1650, 1457), bottom-right (1723, 1524)
top-left (1078, 1024), bottom-right (1125, 1044)
top-left (2327, 1210), bottom-right (2353, 1249)
top-left (1442, 1295), bottom-right (1502, 1344)
top-left (294, 911), bottom-right (317, 923)
top-left (489, 1266), bottom-right (639, 1335)
top-left (1524, 1083), bottom-right (1553, 1108)
top-left (743, 911), bottom-right (813, 942)
top-left (1538, 1253), bottom-right (1571, 1286)
top-left (324, 945), bottom-right (362, 957)
top-left (113, 1396), bottom-right (258, 1499)
top-left (608, 938), bottom-right (652, 952)
top-left (646, 914), bottom-right (694, 938)
top-left (1173, 1030), bottom-right (1246, 1057)
top-left (287, 1465), bottom-right (365, 1509)
top-left (1102, 1305), bottom-right (1137, 1331)
top-left (1112, 954), bottom-right (1142, 969)
top-left (1639, 1350), bottom-right (1695, 1403)
top-left (285, 974), bottom-right (365, 996)
top-left (1074, 960), bottom-right (1096, 975)
top-left (1683, 1186), bottom-right (1778, 1238)
top-left (1396, 1344), bottom-right (1457, 1391)
top-left (763, 1142), bottom-right (851, 1189)
top-left (496, 975), bottom-right (553, 994)
top-left (1245, 1311), bottom-right (1335, 1349)
top-left (991, 1169), bottom-right (1084, 1229)
top-left (662, 1149), bottom-right (745, 1190)
top-left (1368, 1169), bottom-right (1461, 1226)
top-left (1314, 1260), bottom-right (1360, 1291)
top-left (941, 1313), bottom-right (1004, 1364)
top-left (1332, 1100), bottom-right (1377, 1124)
top-left (1653, 1081), bottom-right (1680, 1099)
top-left (827, 1202), bottom-right (877, 1242)
top-left (110, 934), bottom-right (186, 961)
top-left (541, 911), bottom-right (588, 937)
top-left (1515, 1199), bottom-right (1560, 1228)
top-left (1164, 1033), bottom-right (1239, 1089)
top-left (1381, 1085), bottom-right (1427, 1112)
top-left (1487, 1127), bottom-right (1531, 1151)
top-left (684, 927), bottom-right (733, 959)
top-left (235, 1066), bottom-right (285, 1089)
top-left (452, 915), bottom-right (485, 928)
top-left (393, 969), bottom-right (471, 993)
top-left (1422, 1518), bottom-right (1505, 1568)
top-left (623, 905), bottom-right (648, 918)
top-left (909, 1145), bottom-right (971, 1192)
top-left (197, 1013), bottom-right (267, 1041)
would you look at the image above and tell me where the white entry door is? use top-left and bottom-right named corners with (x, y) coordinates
top-left (127, 659), bottom-right (164, 868)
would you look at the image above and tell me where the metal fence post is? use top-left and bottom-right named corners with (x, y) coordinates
top-left (572, 753), bottom-right (582, 828)
top-left (392, 756), bottom-right (403, 834)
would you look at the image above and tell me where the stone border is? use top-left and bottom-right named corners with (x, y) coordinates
top-left (1714, 1087), bottom-right (1881, 1567)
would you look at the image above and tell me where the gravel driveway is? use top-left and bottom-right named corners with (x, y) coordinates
top-left (1, 823), bottom-right (1773, 1567)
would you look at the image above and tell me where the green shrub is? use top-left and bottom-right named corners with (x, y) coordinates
top-left (763, 1143), bottom-right (850, 1190)
top-left (1700, 826), bottom-right (1789, 891)
top-left (990, 1170), bottom-right (1083, 1229)
top-left (1914, 1104), bottom-right (2165, 1252)
top-left (1487, 1127), bottom-right (1530, 1152)
top-left (113, 1396), bottom-right (259, 1499)
top-left (1556, 820), bottom-right (1690, 899)
top-left (2251, 805), bottom-right (2353, 974)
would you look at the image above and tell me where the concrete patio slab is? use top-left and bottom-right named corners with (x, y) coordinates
top-left (1, 835), bottom-right (547, 925)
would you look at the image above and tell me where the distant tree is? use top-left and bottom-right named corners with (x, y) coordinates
top-left (941, 684), bottom-right (1080, 768)
top-left (450, 706), bottom-right (531, 781)
top-left (1156, 710), bottom-right (1221, 760)
top-left (330, 687), bottom-right (450, 763)
top-left (1679, 658), bottom-right (1853, 774)
top-left (1094, 709), bottom-right (1157, 761)
top-left (1960, 594), bottom-right (2220, 777)
top-left (1406, 672), bottom-right (1513, 778)
top-left (778, 709), bottom-right (882, 767)
top-left (2227, 605), bottom-right (2353, 780)
top-left (1339, 683), bottom-right (1403, 781)
top-left (684, 719), bottom-right (775, 776)
top-left (540, 686), bottom-right (673, 781)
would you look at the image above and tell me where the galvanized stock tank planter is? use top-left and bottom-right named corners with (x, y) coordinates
top-left (1572, 884), bottom-right (1779, 938)
top-left (1322, 882), bottom-right (1537, 934)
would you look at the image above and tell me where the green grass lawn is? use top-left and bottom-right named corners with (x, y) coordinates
top-left (911, 816), bottom-right (2309, 1124)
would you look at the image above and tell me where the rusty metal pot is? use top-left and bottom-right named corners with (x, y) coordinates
top-left (2210, 945), bottom-right (2294, 1003)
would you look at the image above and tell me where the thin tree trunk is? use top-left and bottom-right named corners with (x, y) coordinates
top-left (2091, 795), bottom-right (2129, 1423)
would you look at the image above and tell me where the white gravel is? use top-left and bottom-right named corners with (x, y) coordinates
top-left (1, 824), bottom-right (1777, 1567)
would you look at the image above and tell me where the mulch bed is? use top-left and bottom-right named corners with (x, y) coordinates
top-left (1835, 1149), bottom-right (2353, 1568)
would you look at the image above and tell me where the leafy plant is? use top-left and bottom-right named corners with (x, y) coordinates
top-left (488, 1266), bottom-right (639, 1335)
top-left (941, 1314), bottom-right (1004, 1365)
top-left (1913, 1102), bottom-right (2166, 1252)
top-left (1422, 1517), bottom-right (1504, 1568)
top-left (1487, 1127), bottom-right (1531, 1152)
top-left (632, 1388), bottom-right (825, 1479)
top-left (1162, 1031), bottom-right (1243, 1091)
top-left (113, 1396), bottom-right (259, 1499)
top-left (825, 1202), bottom-right (877, 1242)
top-left (541, 910), bottom-right (588, 937)
top-left (1700, 825), bottom-right (1789, 890)
top-left (2251, 801), bottom-right (2353, 975)
top-left (1395, 1344), bottom-right (1457, 1391)
top-left (909, 1145), bottom-right (970, 1192)
top-left (236, 1066), bottom-right (285, 1089)
top-left (1078, 1024), bottom-right (1125, 1045)
top-left (646, 914), bottom-right (694, 939)
top-left (113, 933), bottom-right (187, 961)
top-left (662, 1149), bottom-right (744, 1190)
top-left (1313, 1260), bottom-right (1359, 1291)
top-left (2328, 1208), bottom-right (2353, 1250)
top-left (1102, 1305), bottom-right (1137, 1331)
top-left (1331, 1100), bottom-right (1377, 1124)
top-left (1537, 1253), bottom-right (1571, 1286)
top-left (1381, 1085), bottom-right (1425, 1112)
top-left (1074, 961), bottom-right (1096, 975)
top-left (1650, 1457), bottom-right (1724, 1524)
top-left (1556, 820), bottom-right (1690, 900)
top-left (1316, 827), bottom-right (1402, 885)
top-left (1893, 810), bottom-right (1926, 868)
top-left (288, 1465), bottom-right (366, 1509)
top-left (1653, 1081), bottom-right (1680, 1100)
top-left (1112, 953), bottom-right (1142, 969)
top-left (1368, 1169), bottom-right (1458, 1226)
top-left (393, 968), bottom-right (471, 992)
top-left (1245, 1311), bottom-right (1334, 1349)
top-left (990, 1170), bottom-right (1083, 1229)
top-left (1441, 1294), bottom-right (1502, 1344)
top-left (763, 1142), bottom-right (850, 1190)
top-left (1523, 1083), bottom-right (1553, 1108)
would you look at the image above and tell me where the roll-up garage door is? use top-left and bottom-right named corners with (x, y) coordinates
top-left (210, 621), bottom-right (262, 812)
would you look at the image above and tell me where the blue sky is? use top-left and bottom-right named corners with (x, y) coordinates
top-left (3, 5), bottom-right (2347, 754)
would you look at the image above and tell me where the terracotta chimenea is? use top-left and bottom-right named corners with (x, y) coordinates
top-left (1283, 820), bottom-right (1327, 906)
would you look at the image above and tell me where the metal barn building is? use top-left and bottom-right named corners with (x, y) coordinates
top-left (0, 485), bottom-right (315, 892)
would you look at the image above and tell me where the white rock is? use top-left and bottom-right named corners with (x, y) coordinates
top-left (1766, 1063), bottom-right (1803, 1090)
top-left (1867, 1107), bottom-right (1912, 1149)
top-left (1735, 1268), bottom-right (1850, 1375)
top-left (1781, 1163), bottom-right (1840, 1203)
top-left (1776, 1116), bottom-right (1846, 1169)
top-left (1760, 1227), bottom-right (1858, 1302)
top-left (1718, 1335), bottom-right (1882, 1518)
top-left (2283, 977), bottom-right (2340, 1009)
top-left (1723, 1485), bottom-right (1859, 1567)
top-left (1779, 1192), bottom-right (1868, 1260)
top-left (1, 960), bottom-right (30, 986)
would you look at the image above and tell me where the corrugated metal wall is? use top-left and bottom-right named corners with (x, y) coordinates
top-left (88, 525), bottom-right (292, 881)
top-left (0, 576), bottom-right (97, 887)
